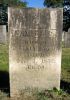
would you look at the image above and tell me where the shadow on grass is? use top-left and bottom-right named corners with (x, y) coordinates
top-left (61, 80), bottom-right (70, 94)
top-left (0, 71), bottom-right (10, 95)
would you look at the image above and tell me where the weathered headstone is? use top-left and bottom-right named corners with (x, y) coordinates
top-left (0, 25), bottom-right (7, 44)
top-left (64, 29), bottom-right (70, 48)
top-left (8, 8), bottom-right (63, 97)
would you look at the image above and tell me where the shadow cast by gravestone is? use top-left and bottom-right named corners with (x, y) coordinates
top-left (0, 71), bottom-right (10, 95)
top-left (60, 80), bottom-right (70, 94)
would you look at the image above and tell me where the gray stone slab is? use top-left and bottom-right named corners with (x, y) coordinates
top-left (8, 8), bottom-right (63, 97)
top-left (0, 25), bottom-right (7, 44)
top-left (64, 29), bottom-right (70, 48)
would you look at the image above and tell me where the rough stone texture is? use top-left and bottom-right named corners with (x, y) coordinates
top-left (0, 25), bottom-right (7, 44)
top-left (8, 8), bottom-right (63, 97)
top-left (64, 29), bottom-right (70, 48)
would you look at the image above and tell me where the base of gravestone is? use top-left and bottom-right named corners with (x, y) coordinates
top-left (10, 89), bottom-right (53, 98)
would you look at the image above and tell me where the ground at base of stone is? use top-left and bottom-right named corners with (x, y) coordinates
top-left (0, 89), bottom-right (70, 100)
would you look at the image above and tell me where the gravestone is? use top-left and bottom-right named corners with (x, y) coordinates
top-left (8, 8), bottom-right (63, 97)
top-left (64, 29), bottom-right (70, 48)
top-left (62, 32), bottom-right (64, 42)
top-left (0, 25), bottom-right (7, 44)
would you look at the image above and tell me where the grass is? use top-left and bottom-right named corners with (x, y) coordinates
top-left (61, 48), bottom-right (70, 83)
top-left (0, 89), bottom-right (70, 100)
top-left (0, 44), bottom-right (70, 99)
top-left (0, 44), bottom-right (9, 71)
